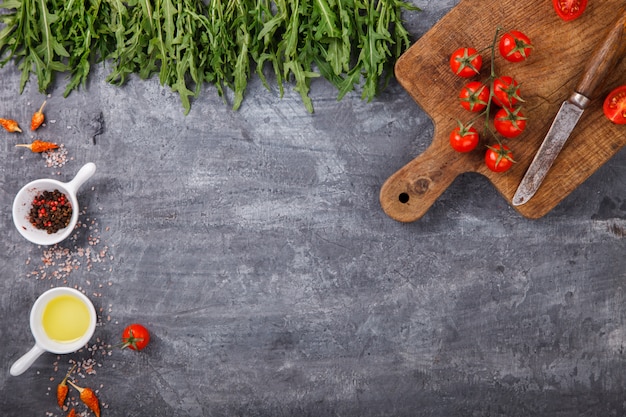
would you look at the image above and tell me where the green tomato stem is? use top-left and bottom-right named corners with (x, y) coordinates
top-left (476, 26), bottom-right (505, 146)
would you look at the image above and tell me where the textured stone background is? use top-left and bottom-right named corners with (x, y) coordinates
top-left (1, 1), bottom-right (626, 416)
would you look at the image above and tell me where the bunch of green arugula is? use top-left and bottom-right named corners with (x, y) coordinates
top-left (0, 0), bottom-right (419, 114)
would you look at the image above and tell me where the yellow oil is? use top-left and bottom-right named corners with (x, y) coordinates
top-left (42, 295), bottom-right (90, 343)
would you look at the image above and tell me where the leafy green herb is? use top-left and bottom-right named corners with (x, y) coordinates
top-left (0, 0), bottom-right (419, 114)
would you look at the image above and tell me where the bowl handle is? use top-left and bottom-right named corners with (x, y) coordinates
top-left (64, 162), bottom-right (97, 195)
top-left (10, 344), bottom-right (46, 376)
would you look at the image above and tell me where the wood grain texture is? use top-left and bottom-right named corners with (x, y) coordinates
top-left (381, 0), bottom-right (626, 222)
top-left (575, 6), bottom-right (626, 99)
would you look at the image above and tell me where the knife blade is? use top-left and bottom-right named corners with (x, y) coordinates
top-left (512, 7), bottom-right (626, 207)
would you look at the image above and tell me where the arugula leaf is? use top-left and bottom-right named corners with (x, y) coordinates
top-left (168, 1), bottom-right (202, 114)
top-left (313, 0), bottom-right (340, 40)
top-left (0, 5), bottom-right (18, 63)
top-left (0, 0), bottom-right (420, 113)
top-left (231, 0), bottom-right (251, 111)
top-left (35, 0), bottom-right (68, 89)
top-left (57, 0), bottom-right (115, 96)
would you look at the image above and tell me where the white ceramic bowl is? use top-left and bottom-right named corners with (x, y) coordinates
top-left (12, 163), bottom-right (96, 246)
top-left (10, 287), bottom-right (97, 376)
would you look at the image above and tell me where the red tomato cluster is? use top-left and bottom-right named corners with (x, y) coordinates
top-left (448, 29), bottom-right (532, 173)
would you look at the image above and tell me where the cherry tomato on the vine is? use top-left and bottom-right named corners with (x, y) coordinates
top-left (603, 85), bottom-right (626, 125)
top-left (449, 122), bottom-right (480, 152)
top-left (122, 323), bottom-right (151, 351)
top-left (494, 107), bottom-right (527, 138)
top-left (485, 144), bottom-right (514, 173)
top-left (499, 30), bottom-right (532, 63)
top-left (459, 81), bottom-right (489, 112)
top-left (449, 47), bottom-right (483, 78)
top-left (493, 76), bottom-right (523, 109)
top-left (552, 0), bottom-right (587, 21)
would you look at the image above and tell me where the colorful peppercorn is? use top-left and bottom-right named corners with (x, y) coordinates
top-left (28, 190), bottom-right (72, 234)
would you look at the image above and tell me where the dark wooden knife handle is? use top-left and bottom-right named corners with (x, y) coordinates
top-left (575, 6), bottom-right (626, 101)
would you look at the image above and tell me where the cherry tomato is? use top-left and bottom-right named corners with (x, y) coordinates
top-left (494, 107), bottom-right (527, 138)
top-left (449, 123), bottom-right (480, 152)
top-left (492, 76), bottom-right (522, 109)
top-left (122, 323), bottom-right (151, 351)
top-left (499, 30), bottom-right (532, 63)
top-left (485, 144), bottom-right (514, 173)
top-left (603, 85), bottom-right (626, 125)
top-left (552, 0), bottom-right (588, 21)
top-left (449, 47), bottom-right (482, 78)
top-left (459, 81), bottom-right (489, 112)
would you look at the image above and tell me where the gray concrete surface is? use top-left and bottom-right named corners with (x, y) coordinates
top-left (1, 1), bottom-right (626, 416)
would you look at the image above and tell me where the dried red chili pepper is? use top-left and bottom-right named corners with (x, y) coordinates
top-left (67, 408), bottom-right (76, 417)
top-left (15, 139), bottom-right (59, 153)
top-left (57, 364), bottom-right (76, 408)
top-left (67, 380), bottom-right (101, 417)
top-left (31, 100), bottom-right (47, 131)
top-left (57, 385), bottom-right (69, 409)
top-left (0, 118), bottom-right (22, 133)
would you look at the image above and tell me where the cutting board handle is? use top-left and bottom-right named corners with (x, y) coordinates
top-left (380, 141), bottom-right (466, 222)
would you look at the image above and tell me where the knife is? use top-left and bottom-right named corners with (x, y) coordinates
top-left (512, 7), bottom-right (626, 206)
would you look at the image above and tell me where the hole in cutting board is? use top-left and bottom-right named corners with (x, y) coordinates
top-left (399, 193), bottom-right (410, 204)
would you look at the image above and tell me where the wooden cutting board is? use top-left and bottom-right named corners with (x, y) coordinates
top-left (380, 0), bottom-right (626, 222)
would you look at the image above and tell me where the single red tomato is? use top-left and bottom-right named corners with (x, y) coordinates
top-left (552, 0), bottom-right (588, 21)
top-left (499, 30), bottom-right (532, 62)
top-left (493, 76), bottom-right (522, 109)
top-left (449, 122), bottom-right (480, 152)
top-left (459, 81), bottom-right (489, 112)
top-left (449, 47), bottom-right (482, 78)
top-left (603, 85), bottom-right (626, 125)
top-left (122, 323), bottom-right (151, 351)
top-left (494, 107), bottom-right (527, 138)
top-left (485, 144), bottom-right (514, 173)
